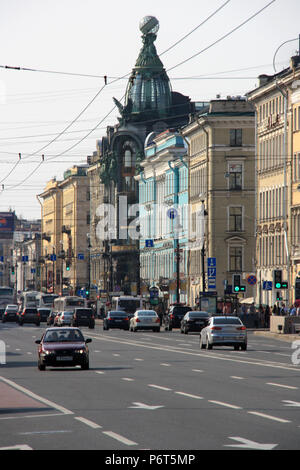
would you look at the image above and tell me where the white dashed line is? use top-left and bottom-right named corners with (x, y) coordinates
top-left (148, 384), bottom-right (172, 391)
top-left (248, 411), bottom-right (291, 423)
top-left (103, 431), bottom-right (138, 446)
top-left (175, 392), bottom-right (203, 400)
top-left (75, 417), bottom-right (102, 429)
top-left (266, 382), bottom-right (298, 390)
top-left (208, 400), bottom-right (242, 409)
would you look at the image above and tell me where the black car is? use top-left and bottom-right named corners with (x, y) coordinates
top-left (103, 311), bottom-right (130, 331)
top-left (38, 308), bottom-right (52, 322)
top-left (163, 305), bottom-right (192, 331)
top-left (35, 327), bottom-right (91, 371)
top-left (2, 305), bottom-right (18, 323)
top-left (18, 307), bottom-right (40, 326)
top-left (180, 311), bottom-right (210, 334)
top-left (72, 308), bottom-right (95, 329)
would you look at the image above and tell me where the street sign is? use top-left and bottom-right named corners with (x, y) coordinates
top-left (50, 254), bottom-right (56, 261)
top-left (145, 239), bottom-right (154, 248)
top-left (207, 257), bottom-right (216, 267)
top-left (207, 258), bottom-right (216, 290)
top-left (167, 208), bottom-right (177, 219)
top-left (263, 281), bottom-right (273, 291)
top-left (247, 275), bottom-right (257, 285)
top-left (77, 253), bottom-right (84, 260)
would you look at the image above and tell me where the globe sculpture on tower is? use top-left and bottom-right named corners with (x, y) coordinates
top-left (139, 16), bottom-right (159, 35)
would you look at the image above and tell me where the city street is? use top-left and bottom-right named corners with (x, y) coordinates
top-left (0, 322), bottom-right (300, 451)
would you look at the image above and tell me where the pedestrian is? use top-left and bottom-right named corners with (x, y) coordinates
top-left (296, 304), bottom-right (300, 316)
top-left (272, 304), bottom-right (278, 315)
top-left (290, 304), bottom-right (297, 316)
top-left (265, 305), bottom-right (270, 328)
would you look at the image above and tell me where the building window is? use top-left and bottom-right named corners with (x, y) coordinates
top-left (229, 207), bottom-right (243, 232)
top-left (229, 246), bottom-right (242, 272)
top-left (228, 163), bottom-right (242, 190)
top-left (230, 129), bottom-right (242, 146)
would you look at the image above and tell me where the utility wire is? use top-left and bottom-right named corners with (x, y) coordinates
top-left (167, 0), bottom-right (277, 72)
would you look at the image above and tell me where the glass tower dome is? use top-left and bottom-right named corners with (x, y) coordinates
top-left (123, 17), bottom-right (172, 118)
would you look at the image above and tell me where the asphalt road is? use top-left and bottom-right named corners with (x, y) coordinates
top-left (0, 321), bottom-right (300, 451)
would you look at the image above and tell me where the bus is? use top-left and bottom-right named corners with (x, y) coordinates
top-left (53, 296), bottom-right (87, 313)
top-left (111, 296), bottom-right (144, 316)
top-left (36, 293), bottom-right (59, 308)
top-left (0, 286), bottom-right (15, 317)
top-left (17, 291), bottom-right (39, 311)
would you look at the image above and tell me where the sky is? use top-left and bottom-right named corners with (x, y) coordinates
top-left (0, 0), bottom-right (299, 220)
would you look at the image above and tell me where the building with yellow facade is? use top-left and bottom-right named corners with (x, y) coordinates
top-left (248, 54), bottom-right (300, 307)
top-left (38, 164), bottom-right (90, 295)
top-left (182, 98), bottom-right (255, 309)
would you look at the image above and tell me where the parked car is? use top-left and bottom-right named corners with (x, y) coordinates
top-left (103, 311), bottom-right (130, 331)
top-left (18, 307), bottom-right (40, 326)
top-left (35, 327), bottom-right (92, 370)
top-left (72, 308), bottom-right (95, 329)
top-left (129, 310), bottom-right (160, 332)
top-left (180, 311), bottom-right (210, 334)
top-left (37, 308), bottom-right (52, 322)
top-left (199, 316), bottom-right (247, 351)
top-left (56, 311), bottom-right (74, 327)
top-left (47, 311), bottom-right (57, 326)
top-left (163, 304), bottom-right (192, 331)
top-left (2, 304), bottom-right (18, 323)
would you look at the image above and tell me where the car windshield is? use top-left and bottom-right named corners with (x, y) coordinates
top-left (76, 309), bottom-right (92, 315)
top-left (137, 311), bottom-right (156, 316)
top-left (188, 312), bottom-right (209, 318)
top-left (25, 309), bottom-right (37, 313)
top-left (44, 329), bottom-right (84, 342)
top-left (63, 311), bottom-right (73, 316)
top-left (109, 311), bottom-right (127, 317)
top-left (213, 317), bottom-right (242, 325)
top-left (173, 307), bottom-right (191, 315)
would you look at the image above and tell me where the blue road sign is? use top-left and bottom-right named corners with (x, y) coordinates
top-left (263, 281), bottom-right (273, 291)
top-left (145, 239), bottom-right (154, 248)
top-left (50, 254), bottom-right (56, 261)
top-left (77, 253), bottom-right (84, 260)
top-left (207, 257), bottom-right (216, 267)
top-left (167, 208), bottom-right (177, 219)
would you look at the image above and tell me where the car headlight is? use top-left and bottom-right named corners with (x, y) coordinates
top-left (75, 349), bottom-right (85, 354)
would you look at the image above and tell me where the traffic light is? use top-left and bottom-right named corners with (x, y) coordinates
top-left (85, 288), bottom-right (89, 299)
top-left (274, 269), bottom-right (282, 289)
top-left (281, 281), bottom-right (288, 289)
top-left (11, 266), bottom-right (15, 275)
top-left (66, 260), bottom-right (71, 271)
top-left (233, 274), bottom-right (246, 292)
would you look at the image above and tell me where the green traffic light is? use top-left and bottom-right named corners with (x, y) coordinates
top-left (275, 282), bottom-right (281, 289)
top-left (234, 286), bottom-right (240, 292)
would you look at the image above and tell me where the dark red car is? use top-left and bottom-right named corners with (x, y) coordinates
top-left (35, 327), bottom-right (92, 371)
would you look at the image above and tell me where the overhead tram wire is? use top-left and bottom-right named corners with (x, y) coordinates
top-left (166, 0), bottom-right (277, 73)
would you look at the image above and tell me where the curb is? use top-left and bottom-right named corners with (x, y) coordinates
top-left (252, 330), bottom-right (300, 343)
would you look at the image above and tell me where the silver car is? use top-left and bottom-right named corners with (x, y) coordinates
top-left (200, 316), bottom-right (247, 351)
top-left (56, 311), bottom-right (74, 327)
top-left (129, 310), bottom-right (160, 332)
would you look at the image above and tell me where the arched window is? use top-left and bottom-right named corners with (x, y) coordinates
top-left (124, 149), bottom-right (132, 168)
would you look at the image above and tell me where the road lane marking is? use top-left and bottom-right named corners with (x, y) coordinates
top-left (95, 371), bottom-right (105, 375)
top-left (87, 333), bottom-right (299, 372)
top-left (266, 382), bottom-right (298, 390)
top-left (134, 358), bottom-right (144, 361)
top-left (192, 369), bottom-right (204, 373)
top-left (175, 392), bottom-right (203, 400)
top-left (0, 376), bottom-right (74, 415)
top-left (148, 384), bottom-right (172, 391)
top-left (102, 431), bottom-right (137, 446)
top-left (75, 417), bottom-right (102, 429)
top-left (247, 411), bottom-right (291, 423)
top-left (0, 444), bottom-right (32, 450)
top-left (230, 376), bottom-right (244, 380)
top-left (208, 400), bottom-right (241, 409)
top-left (160, 363), bottom-right (171, 367)
top-left (122, 378), bottom-right (135, 382)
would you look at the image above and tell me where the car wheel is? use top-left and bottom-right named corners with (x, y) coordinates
top-left (206, 336), bottom-right (212, 350)
top-left (19, 322), bottom-right (23, 326)
top-left (200, 336), bottom-right (206, 349)
top-left (38, 361), bottom-right (46, 371)
top-left (184, 327), bottom-right (188, 335)
top-left (36, 322), bottom-right (40, 326)
top-left (234, 345), bottom-right (240, 351)
top-left (241, 343), bottom-right (247, 351)
top-left (81, 361), bottom-right (89, 370)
